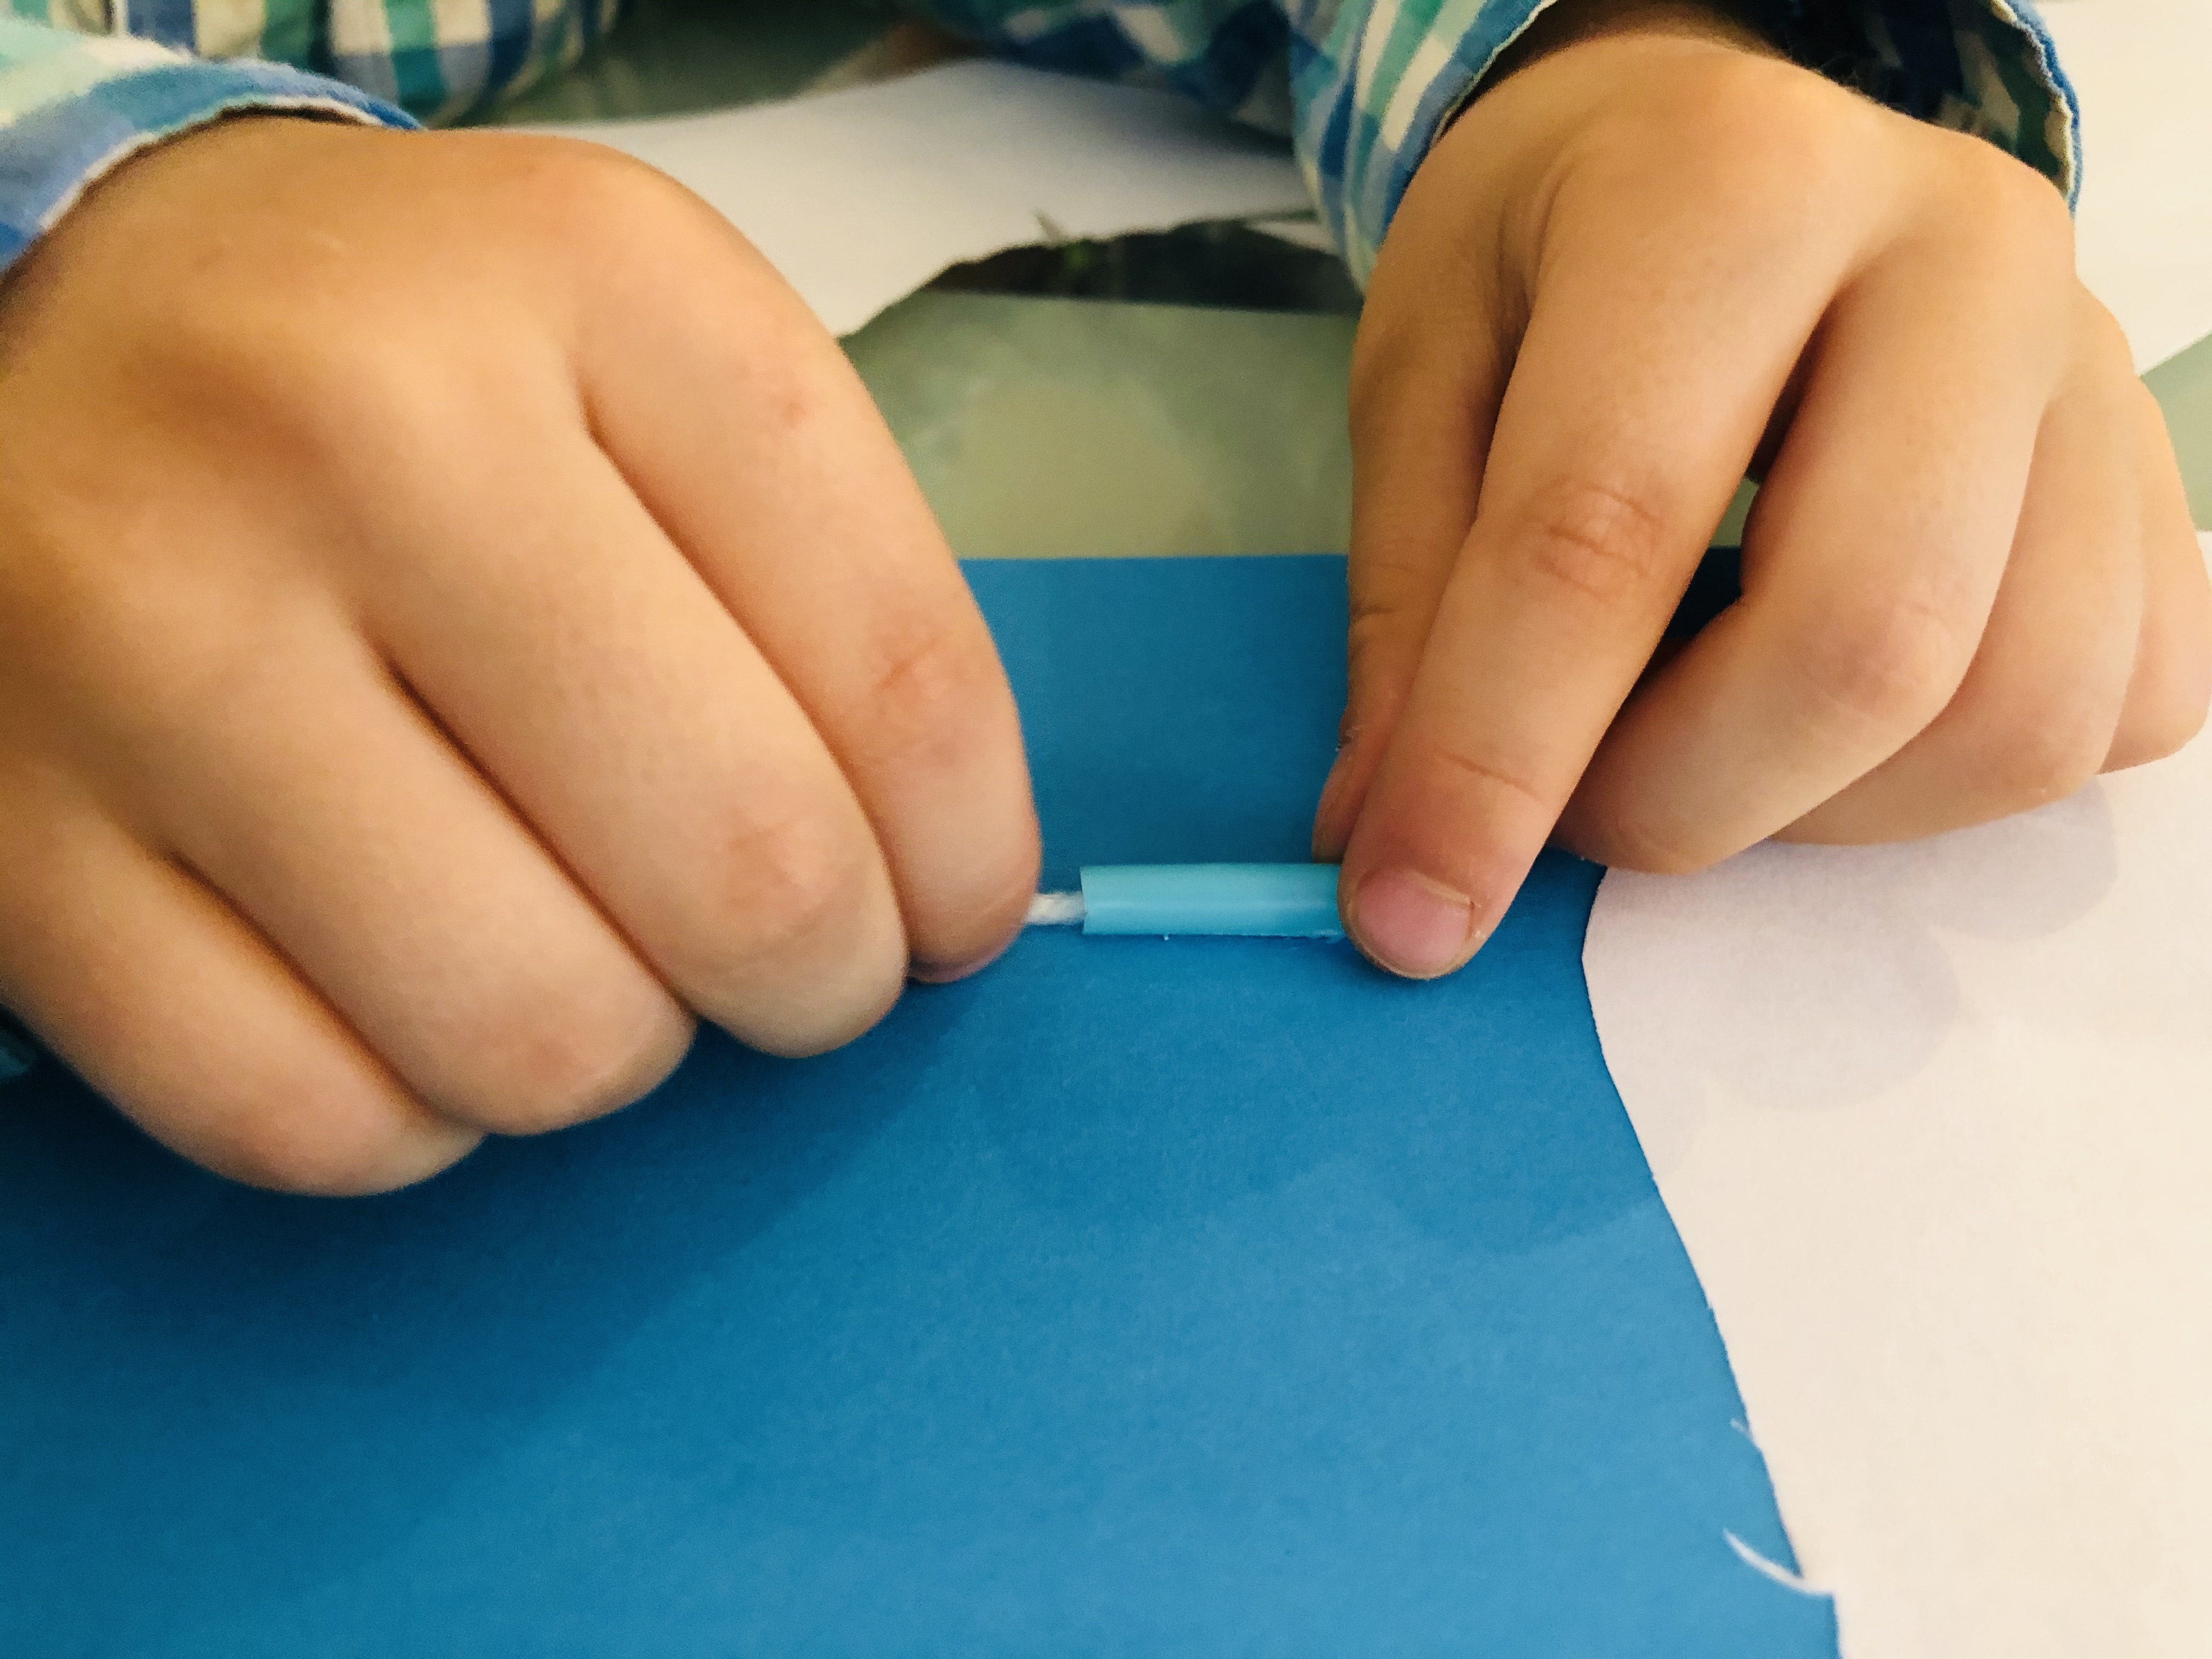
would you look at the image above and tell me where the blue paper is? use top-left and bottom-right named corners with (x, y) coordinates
top-left (0, 555), bottom-right (1834, 1656)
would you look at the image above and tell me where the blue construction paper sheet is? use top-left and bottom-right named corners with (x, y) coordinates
top-left (0, 555), bottom-right (1835, 1656)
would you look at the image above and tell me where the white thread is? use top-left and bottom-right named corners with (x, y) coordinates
top-left (1025, 891), bottom-right (1085, 927)
top-left (1723, 1531), bottom-right (1830, 1599)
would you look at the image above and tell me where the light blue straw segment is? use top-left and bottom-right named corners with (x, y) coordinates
top-left (1078, 864), bottom-right (1345, 938)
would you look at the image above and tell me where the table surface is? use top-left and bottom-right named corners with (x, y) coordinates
top-left (84, 20), bottom-right (2174, 1648)
top-left (488, 0), bottom-right (2212, 556)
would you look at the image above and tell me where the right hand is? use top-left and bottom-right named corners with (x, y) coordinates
top-left (0, 118), bottom-right (1039, 1193)
top-left (1314, 10), bottom-right (2210, 979)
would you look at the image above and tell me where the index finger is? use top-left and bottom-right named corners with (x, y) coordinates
top-left (1338, 176), bottom-right (1848, 978)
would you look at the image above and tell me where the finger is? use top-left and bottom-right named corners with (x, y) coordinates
top-left (1782, 313), bottom-right (2142, 841)
top-left (581, 221), bottom-right (1038, 980)
top-left (0, 753), bottom-right (477, 1194)
top-left (1315, 257), bottom-right (1510, 861)
top-left (344, 403), bottom-right (909, 1059)
top-left (1559, 188), bottom-right (2070, 869)
top-left (130, 601), bottom-right (695, 1134)
top-left (1338, 159), bottom-right (1849, 976)
top-left (2106, 380), bottom-right (2212, 770)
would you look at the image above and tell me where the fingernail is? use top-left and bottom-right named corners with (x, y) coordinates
top-left (1352, 867), bottom-right (1476, 979)
top-left (910, 932), bottom-right (1019, 985)
top-left (910, 953), bottom-right (989, 985)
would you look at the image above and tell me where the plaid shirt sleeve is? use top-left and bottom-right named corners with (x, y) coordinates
top-left (911, 0), bottom-right (2079, 281)
top-left (0, 0), bottom-right (2080, 290)
top-left (0, 0), bottom-right (615, 279)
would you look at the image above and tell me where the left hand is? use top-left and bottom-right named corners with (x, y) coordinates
top-left (1314, 0), bottom-right (2212, 979)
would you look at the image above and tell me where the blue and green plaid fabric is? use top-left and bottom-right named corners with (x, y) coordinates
top-left (0, 0), bottom-right (2076, 287)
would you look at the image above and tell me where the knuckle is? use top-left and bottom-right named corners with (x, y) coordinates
top-left (439, 972), bottom-right (687, 1138)
top-left (1699, 70), bottom-right (1859, 196)
top-left (678, 808), bottom-right (880, 992)
top-left (634, 278), bottom-right (841, 445)
top-left (1341, 565), bottom-right (1436, 738)
top-left (1598, 54), bottom-right (1864, 216)
top-left (2077, 292), bottom-right (2137, 377)
top-left (497, 136), bottom-right (705, 251)
top-left (1565, 797), bottom-right (1712, 877)
top-left (1344, 590), bottom-right (1400, 658)
top-left (518, 139), bottom-right (809, 338)
top-left (1343, 593), bottom-right (1403, 668)
top-left (1342, 601), bottom-right (1418, 724)
top-left (1796, 592), bottom-right (1973, 740)
top-left (1426, 738), bottom-right (1555, 824)
top-left (1347, 551), bottom-right (1437, 641)
top-left (1515, 479), bottom-right (1673, 610)
top-left (1942, 134), bottom-right (2074, 266)
top-left (1980, 698), bottom-right (2113, 810)
top-left (848, 610), bottom-right (1006, 776)
top-left (746, 342), bottom-right (832, 438)
top-left (1989, 149), bottom-right (2075, 248)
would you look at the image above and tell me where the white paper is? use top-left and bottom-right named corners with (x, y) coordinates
top-left (530, 61), bottom-right (1310, 337)
top-left (1584, 544), bottom-right (2212, 1656)
top-left (2044, 0), bottom-right (2212, 371)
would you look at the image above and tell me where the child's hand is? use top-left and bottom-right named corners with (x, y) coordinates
top-left (0, 119), bottom-right (1038, 1190)
top-left (1317, 3), bottom-right (2212, 979)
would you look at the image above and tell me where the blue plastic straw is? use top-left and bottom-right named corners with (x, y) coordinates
top-left (1075, 864), bottom-right (1344, 939)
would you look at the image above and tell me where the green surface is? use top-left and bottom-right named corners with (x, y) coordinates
top-left (848, 293), bottom-right (1357, 558)
top-left (2146, 331), bottom-right (2212, 531)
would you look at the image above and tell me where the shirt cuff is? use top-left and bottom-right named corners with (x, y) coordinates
top-left (1295, 0), bottom-right (2080, 285)
top-left (0, 38), bottom-right (417, 277)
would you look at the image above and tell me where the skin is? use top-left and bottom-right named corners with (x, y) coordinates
top-left (0, 120), bottom-right (1040, 1191)
top-left (1318, 0), bottom-right (2212, 977)
top-left (0, 1), bottom-right (2204, 1190)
